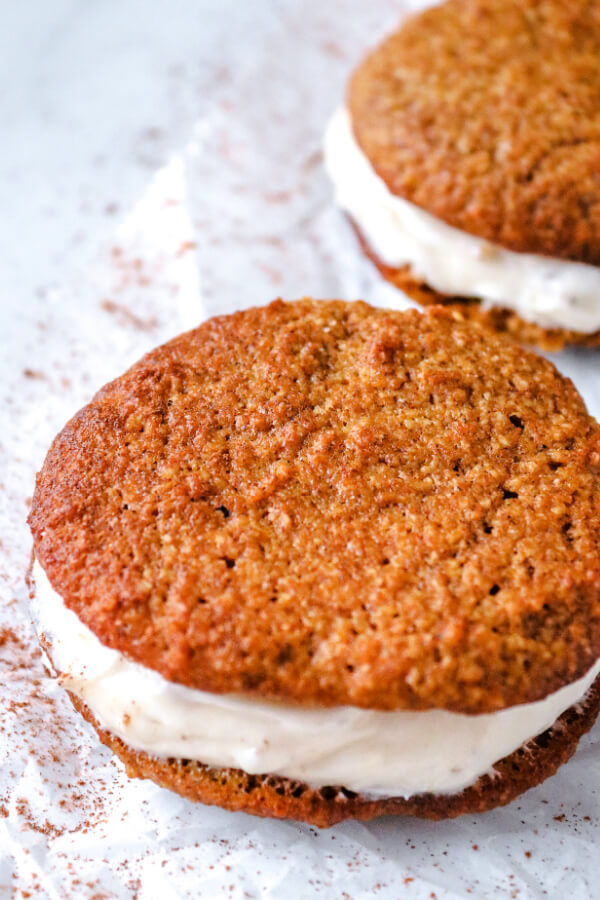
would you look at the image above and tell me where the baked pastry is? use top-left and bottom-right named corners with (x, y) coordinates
top-left (29, 299), bottom-right (600, 826)
top-left (324, 0), bottom-right (600, 350)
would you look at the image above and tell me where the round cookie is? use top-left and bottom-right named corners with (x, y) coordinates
top-left (349, 0), bottom-right (600, 263)
top-left (30, 299), bottom-right (600, 822)
top-left (332, 0), bottom-right (600, 348)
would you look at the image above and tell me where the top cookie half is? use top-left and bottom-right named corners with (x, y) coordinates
top-left (349, 0), bottom-right (600, 263)
top-left (30, 300), bottom-right (600, 714)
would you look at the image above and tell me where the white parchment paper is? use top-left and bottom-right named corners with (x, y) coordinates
top-left (2, 1), bottom-right (600, 897)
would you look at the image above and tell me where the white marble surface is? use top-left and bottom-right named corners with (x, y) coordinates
top-left (2, 2), bottom-right (600, 898)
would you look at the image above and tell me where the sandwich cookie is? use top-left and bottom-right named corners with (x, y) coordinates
top-left (30, 299), bottom-right (600, 825)
top-left (325, 0), bottom-right (600, 350)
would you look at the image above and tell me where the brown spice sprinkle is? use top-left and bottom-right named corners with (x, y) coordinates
top-left (30, 299), bottom-right (600, 714)
top-left (349, 0), bottom-right (600, 264)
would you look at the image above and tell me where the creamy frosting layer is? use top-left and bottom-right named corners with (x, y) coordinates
top-left (324, 108), bottom-right (600, 333)
top-left (33, 561), bottom-right (600, 799)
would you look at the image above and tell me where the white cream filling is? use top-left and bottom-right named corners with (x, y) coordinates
top-left (33, 561), bottom-right (600, 799)
top-left (324, 108), bottom-right (600, 333)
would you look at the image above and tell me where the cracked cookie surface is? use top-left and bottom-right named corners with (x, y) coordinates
top-left (349, 0), bottom-right (600, 264)
top-left (30, 299), bottom-right (600, 714)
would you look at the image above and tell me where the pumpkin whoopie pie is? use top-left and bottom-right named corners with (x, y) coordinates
top-left (325, 0), bottom-right (600, 350)
top-left (30, 299), bottom-right (600, 827)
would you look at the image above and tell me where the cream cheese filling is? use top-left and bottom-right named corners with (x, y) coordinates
top-left (324, 108), bottom-right (600, 334)
top-left (33, 561), bottom-right (600, 799)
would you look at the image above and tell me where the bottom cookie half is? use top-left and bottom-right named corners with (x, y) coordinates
top-left (353, 223), bottom-right (600, 352)
top-left (70, 678), bottom-right (600, 828)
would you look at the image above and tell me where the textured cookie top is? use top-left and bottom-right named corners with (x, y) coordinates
top-left (348, 0), bottom-right (600, 264)
top-left (30, 300), bottom-right (600, 713)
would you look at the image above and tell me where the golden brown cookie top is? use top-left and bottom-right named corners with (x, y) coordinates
top-left (30, 300), bottom-right (600, 713)
top-left (348, 0), bottom-right (600, 264)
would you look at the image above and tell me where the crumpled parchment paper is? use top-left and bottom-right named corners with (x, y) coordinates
top-left (2, 1), bottom-right (600, 896)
